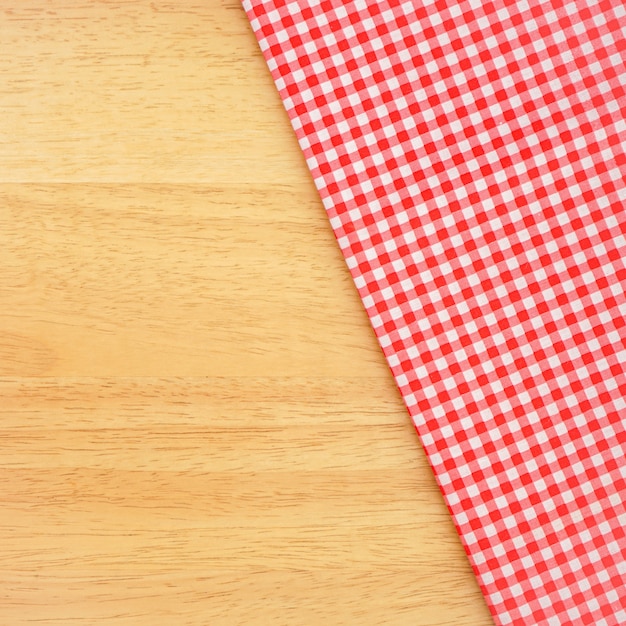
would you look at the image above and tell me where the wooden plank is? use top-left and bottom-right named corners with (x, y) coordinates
top-left (0, 1), bottom-right (300, 183)
top-left (0, 183), bottom-right (385, 377)
top-left (0, 377), bottom-right (489, 625)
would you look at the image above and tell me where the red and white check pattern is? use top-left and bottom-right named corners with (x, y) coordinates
top-left (242, 1), bottom-right (626, 624)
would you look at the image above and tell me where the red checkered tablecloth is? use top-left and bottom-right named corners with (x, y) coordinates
top-left (242, 1), bottom-right (626, 624)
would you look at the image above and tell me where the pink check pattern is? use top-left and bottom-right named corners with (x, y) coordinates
top-left (242, 1), bottom-right (626, 624)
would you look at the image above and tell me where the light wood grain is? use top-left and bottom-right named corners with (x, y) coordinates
top-left (0, 1), bottom-right (493, 624)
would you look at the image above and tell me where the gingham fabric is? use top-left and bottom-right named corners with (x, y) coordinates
top-left (242, 1), bottom-right (626, 624)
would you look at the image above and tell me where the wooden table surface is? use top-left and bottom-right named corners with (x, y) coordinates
top-left (1, 2), bottom-right (493, 624)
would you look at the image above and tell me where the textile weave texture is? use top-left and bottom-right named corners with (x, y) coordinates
top-left (242, 1), bottom-right (626, 624)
